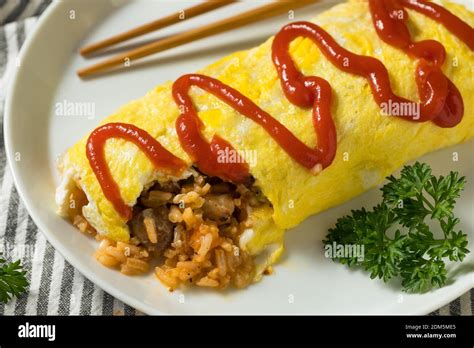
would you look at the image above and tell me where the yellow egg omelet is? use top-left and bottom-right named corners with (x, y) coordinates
top-left (56, 0), bottom-right (474, 281)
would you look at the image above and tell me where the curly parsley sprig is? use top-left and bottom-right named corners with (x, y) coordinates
top-left (0, 253), bottom-right (28, 303)
top-left (324, 162), bottom-right (470, 293)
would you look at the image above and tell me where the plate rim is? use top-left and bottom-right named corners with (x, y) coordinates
top-left (3, 0), bottom-right (473, 315)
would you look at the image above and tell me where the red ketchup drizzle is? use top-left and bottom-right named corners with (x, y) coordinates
top-left (400, 0), bottom-right (474, 50)
top-left (86, 123), bottom-right (186, 220)
top-left (86, 1), bottom-right (472, 219)
top-left (369, 0), bottom-right (473, 127)
top-left (172, 74), bottom-right (334, 184)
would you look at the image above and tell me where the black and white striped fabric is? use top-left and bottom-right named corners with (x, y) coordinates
top-left (0, 0), bottom-right (50, 25)
top-left (0, 0), bottom-right (472, 316)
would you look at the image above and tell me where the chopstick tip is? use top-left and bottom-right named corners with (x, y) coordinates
top-left (80, 46), bottom-right (93, 56)
top-left (77, 67), bottom-right (89, 78)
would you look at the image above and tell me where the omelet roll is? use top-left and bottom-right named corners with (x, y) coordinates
top-left (56, 0), bottom-right (474, 288)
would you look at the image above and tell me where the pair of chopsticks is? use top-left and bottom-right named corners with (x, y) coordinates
top-left (77, 0), bottom-right (318, 78)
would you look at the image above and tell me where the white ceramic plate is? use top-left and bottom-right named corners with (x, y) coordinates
top-left (4, 0), bottom-right (474, 314)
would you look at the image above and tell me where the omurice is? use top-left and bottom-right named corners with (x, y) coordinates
top-left (56, 0), bottom-right (474, 291)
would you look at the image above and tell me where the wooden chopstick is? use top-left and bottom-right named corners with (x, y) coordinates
top-left (80, 0), bottom-right (238, 56)
top-left (77, 0), bottom-right (318, 78)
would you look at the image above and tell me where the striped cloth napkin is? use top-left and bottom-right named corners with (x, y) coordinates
top-left (0, 0), bottom-right (472, 316)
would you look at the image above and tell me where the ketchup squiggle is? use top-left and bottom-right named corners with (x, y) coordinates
top-left (86, 0), bottom-right (473, 219)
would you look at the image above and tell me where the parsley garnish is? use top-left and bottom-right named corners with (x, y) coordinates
top-left (324, 162), bottom-right (470, 293)
top-left (0, 253), bottom-right (28, 303)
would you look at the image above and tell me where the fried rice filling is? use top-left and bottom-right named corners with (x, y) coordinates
top-left (67, 170), bottom-right (272, 291)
